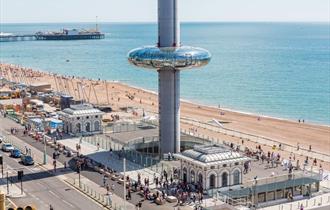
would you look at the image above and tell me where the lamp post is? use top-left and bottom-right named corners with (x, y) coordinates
top-left (78, 165), bottom-right (81, 188)
top-left (43, 136), bottom-right (47, 165)
top-left (252, 177), bottom-right (257, 209)
top-left (123, 158), bottom-right (126, 210)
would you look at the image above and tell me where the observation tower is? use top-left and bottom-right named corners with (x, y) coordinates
top-left (128, 0), bottom-right (211, 154)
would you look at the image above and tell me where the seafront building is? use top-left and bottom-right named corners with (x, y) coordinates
top-left (58, 103), bottom-right (104, 135)
top-left (175, 144), bottom-right (248, 190)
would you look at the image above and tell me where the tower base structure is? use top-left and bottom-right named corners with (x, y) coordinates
top-left (158, 67), bottom-right (180, 154)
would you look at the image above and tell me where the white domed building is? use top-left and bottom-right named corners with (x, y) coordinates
top-left (174, 144), bottom-right (250, 190)
top-left (58, 104), bottom-right (104, 135)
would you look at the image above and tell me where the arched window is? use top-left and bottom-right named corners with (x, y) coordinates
top-left (209, 174), bottom-right (216, 189)
top-left (190, 170), bottom-right (195, 183)
top-left (222, 172), bottom-right (228, 187)
top-left (183, 168), bottom-right (187, 183)
top-left (85, 122), bottom-right (91, 132)
top-left (76, 123), bottom-right (81, 133)
top-left (94, 121), bottom-right (100, 131)
top-left (233, 170), bottom-right (240, 185)
top-left (198, 173), bottom-right (203, 185)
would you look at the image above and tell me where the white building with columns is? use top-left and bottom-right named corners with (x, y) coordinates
top-left (174, 144), bottom-right (250, 190)
top-left (58, 104), bottom-right (104, 135)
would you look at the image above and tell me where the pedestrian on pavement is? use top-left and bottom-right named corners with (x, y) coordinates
top-left (106, 184), bottom-right (110, 195)
top-left (127, 188), bottom-right (131, 200)
top-left (97, 142), bottom-right (100, 151)
top-left (300, 203), bottom-right (304, 210)
top-left (53, 160), bottom-right (57, 173)
top-left (28, 148), bottom-right (31, 156)
top-left (64, 161), bottom-right (67, 169)
top-left (137, 201), bottom-right (142, 210)
top-left (109, 147), bottom-right (113, 159)
top-left (111, 183), bottom-right (115, 191)
top-left (103, 175), bottom-right (107, 187)
top-left (49, 204), bottom-right (54, 210)
top-left (25, 146), bottom-right (28, 155)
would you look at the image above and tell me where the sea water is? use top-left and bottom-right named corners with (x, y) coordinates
top-left (0, 22), bottom-right (329, 125)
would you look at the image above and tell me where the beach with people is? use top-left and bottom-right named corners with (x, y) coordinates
top-left (1, 62), bottom-right (329, 171)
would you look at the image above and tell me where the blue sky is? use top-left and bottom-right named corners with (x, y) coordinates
top-left (1, 0), bottom-right (329, 23)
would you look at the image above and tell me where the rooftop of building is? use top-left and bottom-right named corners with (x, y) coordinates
top-left (0, 98), bottom-right (23, 105)
top-left (60, 104), bottom-right (104, 116)
top-left (176, 144), bottom-right (249, 165)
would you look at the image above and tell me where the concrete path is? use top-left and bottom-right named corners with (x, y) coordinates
top-left (57, 137), bottom-right (159, 188)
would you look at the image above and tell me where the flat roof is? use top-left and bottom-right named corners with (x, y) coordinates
top-left (60, 104), bottom-right (104, 116)
top-left (106, 128), bottom-right (158, 144)
top-left (30, 82), bottom-right (51, 87)
top-left (219, 174), bottom-right (321, 198)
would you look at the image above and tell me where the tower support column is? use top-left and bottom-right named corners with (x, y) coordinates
top-left (158, 67), bottom-right (180, 154)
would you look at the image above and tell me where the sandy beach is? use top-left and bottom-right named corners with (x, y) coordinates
top-left (1, 63), bottom-right (329, 168)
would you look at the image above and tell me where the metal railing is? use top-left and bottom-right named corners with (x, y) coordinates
top-left (80, 134), bottom-right (176, 178)
top-left (66, 178), bottom-right (124, 210)
top-left (180, 117), bottom-right (330, 162)
top-left (103, 121), bottom-right (156, 134)
top-left (263, 193), bottom-right (330, 210)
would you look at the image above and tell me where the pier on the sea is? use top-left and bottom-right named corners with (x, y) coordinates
top-left (0, 34), bottom-right (36, 41)
top-left (0, 33), bottom-right (105, 42)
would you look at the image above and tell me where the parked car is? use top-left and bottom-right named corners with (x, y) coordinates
top-left (10, 149), bottom-right (21, 158)
top-left (1, 143), bottom-right (14, 152)
top-left (21, 155), bottom-right (34, 166)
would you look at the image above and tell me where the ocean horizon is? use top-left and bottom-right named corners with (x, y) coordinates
top-left (1, 22), bottom-right (329, 125)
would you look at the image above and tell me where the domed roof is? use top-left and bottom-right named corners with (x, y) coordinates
top-left (180, 144), bottom-right (248, 164)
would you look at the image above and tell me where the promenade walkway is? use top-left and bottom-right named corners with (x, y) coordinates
top-left (57, 137), bottom-right (159, 189)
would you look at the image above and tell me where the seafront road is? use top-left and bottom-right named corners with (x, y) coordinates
top-left (0, 115), bottom-right (192, 210)
top-left (0, 150), bottom-right (106, 210)
top-left (0, 116), bottom-right (110, 210)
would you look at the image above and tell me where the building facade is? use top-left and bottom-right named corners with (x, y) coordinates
top-left (58, 104), bottom-right (104, 135)
top-left (175, 144), bottom-right (250, 190)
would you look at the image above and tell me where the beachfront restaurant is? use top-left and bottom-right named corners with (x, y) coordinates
top-left (216, 171), bottom-right (322, 207)
top-left (58, 104), bottom-right (104, 135)
top-left (174, 144), bottom-right (249, 190)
